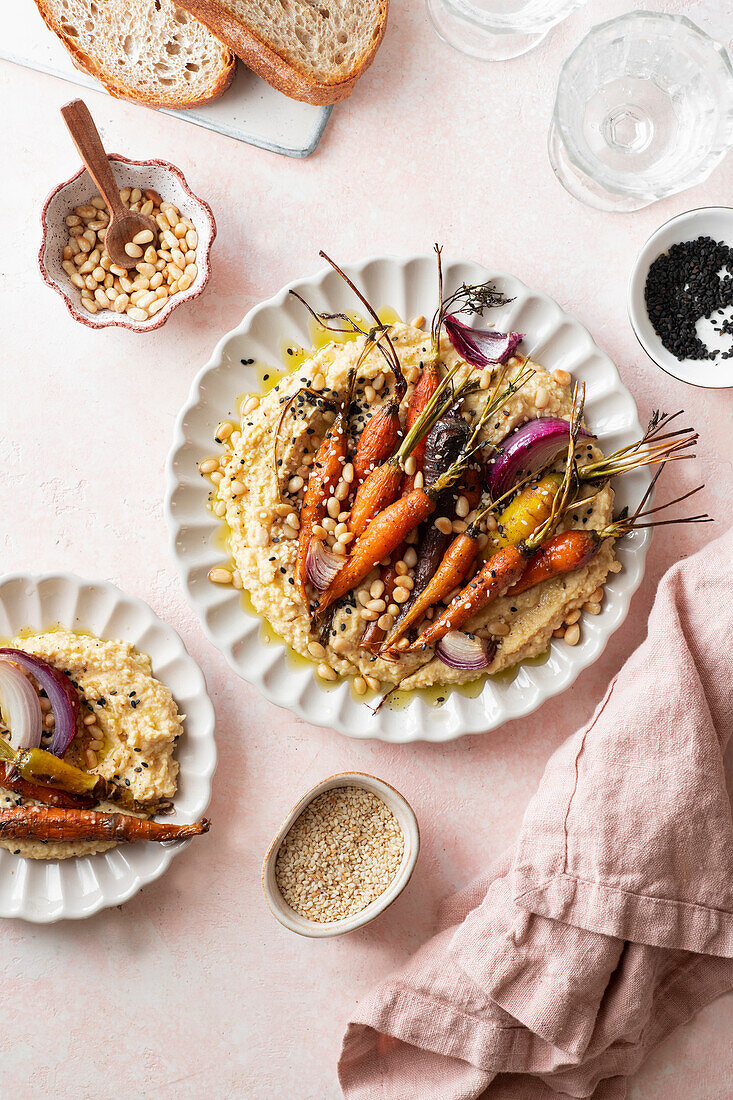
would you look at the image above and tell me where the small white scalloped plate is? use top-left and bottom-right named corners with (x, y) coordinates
top-left (166, 255), bottom-right (650, 743)
top-left (0, 573), bottom-right (216, 922)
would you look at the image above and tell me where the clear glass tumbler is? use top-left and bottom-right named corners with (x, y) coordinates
top-left (426, 0), bottom-right (587, 61)
top-left (548, 11), bottom-right (733, 212)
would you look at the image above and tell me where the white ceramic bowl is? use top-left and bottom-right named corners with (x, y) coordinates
top-left (0, 572), bottom-right (216, 922)
top-left (261, 772), bottom-right (420, 938)
top-left (166, 254), bottom-right (651, 742)
top-left (39, 154), bottom-right (215, 332)
top-left (628, 206), bottom-right (733, 389)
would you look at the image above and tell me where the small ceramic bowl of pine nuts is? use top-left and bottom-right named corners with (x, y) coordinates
top-left (39, 154), bottom-right (215, 331)
top-left (262, 772), bottom-right (420, 938)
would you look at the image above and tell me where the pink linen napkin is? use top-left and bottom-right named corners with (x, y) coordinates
top-left (340, 525), bottom-right (733, 1099)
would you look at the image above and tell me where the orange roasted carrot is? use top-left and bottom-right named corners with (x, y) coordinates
top-left (381, 531), bottom-right (481, 651)
top-left (318, 488), bottom-right (436, 612)
top-left (506, 530), bottom-right (603, 596)
top-left (0, 806), bottom-right (210, 842)
top-left (410, 542), bottom-right (528, 649)
top-left (353, 401), bottom-right (402, 486)
top-left (295, 369), bottom-right (356, 599)
top-left (400, 359), bottom-right (441, 492)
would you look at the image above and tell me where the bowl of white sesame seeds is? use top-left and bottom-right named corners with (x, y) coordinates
top-left (39, 154), bottom-right (215, 331)
top-left (262, 772), bottom-right (420, 937)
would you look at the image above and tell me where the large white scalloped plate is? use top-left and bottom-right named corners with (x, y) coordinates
top-left (0, 573), bottom-right (216, 921)
top-left (166, 256), bottom-right (650, 742)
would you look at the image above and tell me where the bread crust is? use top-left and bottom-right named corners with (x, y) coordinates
top-left (174, 0), bottom-right (388, 105)
top-left (34, 0), bottom-right (236, 109)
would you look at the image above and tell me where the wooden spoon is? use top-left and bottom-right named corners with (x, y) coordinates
top-left (60, 99), bottom-right (157, 270)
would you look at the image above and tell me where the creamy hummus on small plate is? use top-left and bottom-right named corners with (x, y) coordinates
top-left (0, 629), bottom-right (183, 860)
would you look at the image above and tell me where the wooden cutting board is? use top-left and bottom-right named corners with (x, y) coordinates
top-left (1, 0), bottom-right (332, 158)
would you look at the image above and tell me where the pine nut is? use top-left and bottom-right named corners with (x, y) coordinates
top-left (370, 579), bottom-right (385, 599)
top-left (552, 369), bottom-right (571, 386)
top-left (83, 712), bottom-right (98, 727)
top-left (335, 481), bottom-right (349, 501)
top-left (591, 586), bottom-right (604, 603)
top-left (534, 387), bottom-right (549, 410)
top-left (456, 495), bottom-right (470, 518)
top-left (395, 560), bottom-right (408, 575)
top-left (133, 229), bottom-right (154, 246)
top-left (366, 598), bottom-right (386, 613)
top-left (317, 664), bottom-right (338, 681)
top-left (184, 263), bottom-right (198, 280)
top-left (354, 676), bottom-right (367, 696)
top-left (398, 575), bottom-right (414, 590)
top-left (361, 609), bottom-right (379, 621)
top-left (564, 623), bottom-right (580, 646)
top-left (583, 602), bottom-right (602, 615)
top-left (112, 294), bottom-right (129, 313)
top-left (288, 475), bottom-right (304, 493)
top-left (130, 188), bottom-right (142, 203)
top-left (564, 609), bottom-right (581, 625)
top-left (435, 517), bottom-right (452, 535)
top-left (480, 371), bottom-right (493, 390)
top-left (413, 471), bottom-right (424, 489)
top-left (70, 273), bottom-right (84, 289)
top-left (285, 512), bottom-right (300, 530)
top-left (312, 372), bottom-right (326, 390)
top-left (199, 458), bottom-right (219, 475)
top-left (393, 586), bottom-right (410, 604)
top-left (404, 455), bottom-right (417, 476)
top-left (364, 384), bottom-right (376, 404)
top-left (365, 675), bottom-right (380, 691)
top-left (144, 188), bottom-right (162, 205)
top-left (178, 273), bottom-right (193, 291)
top-left (377, 614), bottom-right (393, 631)
top-left (174, 222), bottom-right (188, 239)
top-left (216, 421), bottom-right (234, 441)
top-left (492, 620), bottom-right (510, 637)
top-left (85, 749), bottom-right (97, 770)
top-left (136, 291), bottom-right (156, 310)
top-left (148, 298), bottom-right (167, 315)
top-left (124, 242), bottom-right (143, 258)
top-left (81, 298), bottom-right (98, 314)
top-left (332, 637), bottom-right (350, 655)
top-left (403, 547), bottom-right (418, 568)
top-left (308, 641), bottom-right (326, 659)
top-left (126, 307), bottom-right (148, 322)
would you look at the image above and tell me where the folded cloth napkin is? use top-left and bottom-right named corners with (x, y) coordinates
top-left (339, 525), bottom-right (733, 1099)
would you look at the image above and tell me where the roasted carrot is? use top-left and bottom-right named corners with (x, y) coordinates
top-left (0, 761), bottom-right (95, 810)
top-left (484, 473), bottom-right (563, 556)
top-left (353, 401), bottom-right (401, 487)
top-left (319, 488), bottom-right (436, 611)
top-left (382, 531), bottom-right (481, 650)
top-left (400, 359), bottom-right (442, 492)
top-left (507, 481), bottom-right (712, 597)
top-left (318, 366), bottom-right (533, 613)
top-left (295, 368), bottom-right (356, 599)
top-left (0, 806), bottom-right (210, 843)
top-left (410, 542), bottom-right (528, 648)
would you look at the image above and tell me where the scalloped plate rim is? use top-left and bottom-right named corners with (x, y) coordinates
top-left (165, 254), bottom-right (650, 743)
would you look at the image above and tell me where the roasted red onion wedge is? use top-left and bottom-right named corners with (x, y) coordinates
top-left (487, 416), bottom-right (594, 500)
top-left (304, 539), bottom-right (343, 592)
top-left (0, 649), bottom-right (80, 757)
top-left (0, 658), bottom-right (43, 750)
top-left (445, 315), bottom-right (523, 368)
top-left (436, 631), bottom-right (496, 671)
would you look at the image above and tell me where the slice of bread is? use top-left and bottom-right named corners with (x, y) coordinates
top-left (174, 0), bottom-right (388, 105)
top-left (34, 0), bottom-right (235, 109)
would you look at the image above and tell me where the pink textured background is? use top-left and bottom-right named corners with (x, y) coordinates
top-left (1, 0), bottom-right (732, 1095)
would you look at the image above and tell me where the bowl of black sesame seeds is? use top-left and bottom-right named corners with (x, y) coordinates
top-left (628, 207), bottom-right (733, 389)
top-left (261, 772), bottom-right (420, 938)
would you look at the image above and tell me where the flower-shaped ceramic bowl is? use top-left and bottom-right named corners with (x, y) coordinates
top-left (262, 772), bottom-right (420, 938)
top-left (39, 154), bottom-right (216, 332)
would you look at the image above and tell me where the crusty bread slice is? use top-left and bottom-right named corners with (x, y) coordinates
top-left (34, 0), bottom-right (235, 109)
top-left (174, 0), bottom-right (388, 105)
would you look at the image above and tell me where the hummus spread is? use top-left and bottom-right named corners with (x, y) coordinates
top-left (211, 322), bottom-right (616, 694)
top-left (0, 630), bottom-right (182, 859)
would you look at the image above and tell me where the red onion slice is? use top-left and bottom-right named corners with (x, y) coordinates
top-left (0, 649), bottom-right (80, 757)
top-left (487, 416), bottom-right (594, 500)
top-left (0, 658), bottom-right (43, 750)
top-left (305, 539), bottom-right (343, 592)
top-left (436, 631), bottom-right (496, 671)
top-left (445, 315), bottom-right (523, 367)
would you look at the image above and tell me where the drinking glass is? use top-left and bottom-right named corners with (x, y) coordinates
top-left (426, 0), bottom-right (587, 61)
top-left (548, 11), bottom-right (733, 212)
